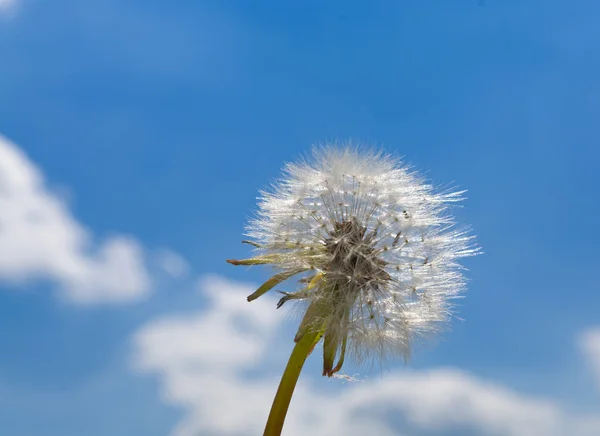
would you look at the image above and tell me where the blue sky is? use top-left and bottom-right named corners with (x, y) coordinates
top-left (1, 0), bottom-right (599, 435)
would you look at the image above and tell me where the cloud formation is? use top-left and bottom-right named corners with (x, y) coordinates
top-left (0, 0), bottom-right (16, 14)
top-left (133, 275), bottom-right (600, 436)
top-left (0, 134), bottom-right (183, 303)
top-left (580, 328), bottom-right (600, 390)
top-left (154, 249), bottom-right (189, 279)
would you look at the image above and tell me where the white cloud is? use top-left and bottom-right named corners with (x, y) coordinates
top-left (133, 275), bottom-right (600, 436)
top-left (154, 249), bottom-right (189, 279)
top-left (580, 328), bottom-right (600, 389)
top-left (0, 133), bottom-right (184, 304)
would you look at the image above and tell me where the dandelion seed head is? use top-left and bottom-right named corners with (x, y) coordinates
top-left (231, 145), bottom-right (478, 375)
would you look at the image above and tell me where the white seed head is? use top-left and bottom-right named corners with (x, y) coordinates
top-left (229, 145), bottom-right (478, 375)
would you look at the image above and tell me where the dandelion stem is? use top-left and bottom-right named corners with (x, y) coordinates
top-left (263, 328), bottom-right (324, 436)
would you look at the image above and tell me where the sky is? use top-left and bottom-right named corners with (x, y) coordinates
top-left (0, 0), bottom-right (599, 435)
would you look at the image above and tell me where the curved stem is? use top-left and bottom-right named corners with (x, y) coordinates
top-left (263, 329), bottom-right (323, 436)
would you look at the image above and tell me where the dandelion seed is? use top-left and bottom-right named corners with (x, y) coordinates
top-left (227, 145), bottom-right (478, 435)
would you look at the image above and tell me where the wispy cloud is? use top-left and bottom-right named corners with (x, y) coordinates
top-left (0, 134), bottom-right (185, 304)
top-left (154, 249), bottom-right (189, 279)
top-left (0, 0), bottom-right (16, 11)
top-left (0, 0), bottom-right (18, 21)
top-left (580, 328), bottom-right (600, 390)
top-left (132, 275), bottom-right (600, 436)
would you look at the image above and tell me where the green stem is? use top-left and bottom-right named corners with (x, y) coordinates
top-left (263, 329), bottom-right (323, 436)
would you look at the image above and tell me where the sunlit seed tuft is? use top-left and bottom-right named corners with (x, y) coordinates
top-left (229, 145), bottom-right (479, 375)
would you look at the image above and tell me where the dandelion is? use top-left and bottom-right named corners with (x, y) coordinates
top-left (228, 145), bottom-right (477, 435)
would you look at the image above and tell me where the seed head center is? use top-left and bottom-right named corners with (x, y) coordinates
top-left (324, 219), bottom-right (390, 287)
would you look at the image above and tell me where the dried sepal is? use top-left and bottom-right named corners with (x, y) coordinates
top-left (247, 269), bottom-right (305, 302)
top-left (226, 254), bottom-right (281, 266)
